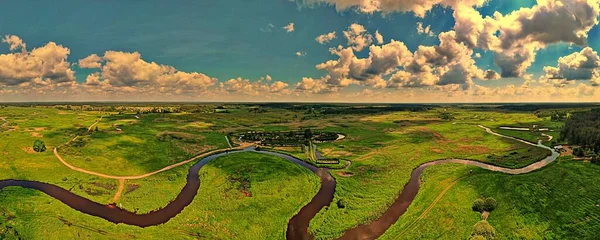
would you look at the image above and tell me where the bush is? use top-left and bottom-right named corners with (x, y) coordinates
top-left (472, 198), bottom-right (485, 212)
top-left (336, 199), bottom-right (346, 209)
top-left (483, 197), bottom-right (497, 212)
top-left (33, 139), bottom-right (46, 152)
top-left (471, 220), bottom-right (496, 239)
top-left (573, 147), bottom-right (585, 157)
top-left (469, 235), bottom-right (486, 240)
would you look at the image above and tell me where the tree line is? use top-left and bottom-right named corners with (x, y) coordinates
top-left (560, 109), bottom-right (600, 156)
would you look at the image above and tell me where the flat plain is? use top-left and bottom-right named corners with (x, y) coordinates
top-left (1, 103), bottom-right (598, 239)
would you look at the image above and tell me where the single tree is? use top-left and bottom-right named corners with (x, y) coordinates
top-left (472, 198), bottom-right (485, 212)
top-left (304, 128), bottom-right (313, 140)
top-left (94, 126), bottom-right (99, 132)
top-left (483, 197), bottom-right (497, 212)
top-left (33, 139), bottom-right (46, 152)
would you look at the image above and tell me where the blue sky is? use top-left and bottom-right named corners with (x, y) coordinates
top-left (1, 0), bottom-right (600, 102)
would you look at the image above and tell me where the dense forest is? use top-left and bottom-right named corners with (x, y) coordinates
top-left (560, 109), bottom-right (600, 154)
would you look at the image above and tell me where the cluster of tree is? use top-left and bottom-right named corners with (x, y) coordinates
top-left (495, 103), bottom-right (599, 112)
top-left (439, 111), bottom-right (455, 120)
top-left (239, 129), bottom-right (339, 146)
top-left (560, 109), bottom-right (600, 154)
top-left (549, 111), bottom-right (568, 122)
top-left (472, 197), bottom-right (497, 213)
top-left (313, 132), bottom-right (339, 142)
top-left (320, 105), bottom-right (431, 115)
top-left (247, 107), bottom-right (267, 113)
top-left (241, 130), bottom-right (308, 146)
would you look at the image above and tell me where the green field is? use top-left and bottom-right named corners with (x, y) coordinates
top-left (382, 158), bottom-right (600, 239)
top-left (1, 104), bottom-right (598, 239)
top-left (0, 151), bottom-right (319, 239)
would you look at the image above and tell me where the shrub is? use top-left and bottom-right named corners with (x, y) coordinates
top-left (483, 197), bottom-right (497, 212)
top-left (336, 199), bottom-right (346, 209)
top-left (573, 147), bottom-right (585, 157)
top-left (471, 220), bottom-right (496, 239)
top-left (469, 235), bottom-right (486, 240)
top-left (472, 198), bottom-right (485, 212)
top-left (33, 139), bottom-right (46, 152)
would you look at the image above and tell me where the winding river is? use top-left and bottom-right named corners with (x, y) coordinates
top-left (0, 148), bottom-right (335, 239)
top-left (337, 126), bottom-right (559, 240)
top-left (0, 126), bottom-right (559, 239)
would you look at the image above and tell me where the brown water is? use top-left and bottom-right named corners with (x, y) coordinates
top-left (0, 148), bottom-right (335, 239)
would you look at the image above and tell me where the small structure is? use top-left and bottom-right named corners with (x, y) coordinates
top-left (554, 145), bottom-right (564, 152)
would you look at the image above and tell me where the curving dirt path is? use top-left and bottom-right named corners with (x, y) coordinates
top-left (337, 126), bottom-right (560, 240)
top-left (111, 179), bottom-right (125, 203)
top-left (53, 146), bottom-right (248, 180)
top-left (54, 115), bottom-right (252, 180)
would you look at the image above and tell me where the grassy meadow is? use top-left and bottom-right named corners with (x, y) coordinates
top-left (381, 157), bottom-right (600, 239)
top-left (1, 104), bottom-right (593, 239)
top-left (0, 151), bottom-right (319, 239)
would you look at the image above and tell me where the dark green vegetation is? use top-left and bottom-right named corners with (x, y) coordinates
top-left (561, 108), bottom-right (600, 153)
top-left (470, 221), bottom-right (496, 240)
top-left (32, 139), bottom-right (46, 153)
top-left (1, 103), bottom-right (599, 239)
top-left (236, 129), bottom-right (338, 146)
top-left (472, 197), bottom-right (496, 213)
top-left (484, 146), bottom-right (550, 168)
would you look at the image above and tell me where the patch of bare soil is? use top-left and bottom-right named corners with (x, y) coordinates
top-left (481, 211), bottom-right (490, 220)
top-left (30, 132), bottom-right (43, 137)
top-left (85, 188), bottom-right (107, 196)
top-left (455, 145), bottom-right (491, 154)
top-left (431, 148), bottom-right (444, 153)
top-left (321, 148), bottom-right (353, 157)
top-left (93, 182), bottom-right (116, 191)
top-left (22, 147), bottom-right (36, 154)
top-left (337, 171), bottom-right (354, 177)
top-left (561, 145), bottom-right (575, 156)
top-left (125, 184), bottom-right (141, 195)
